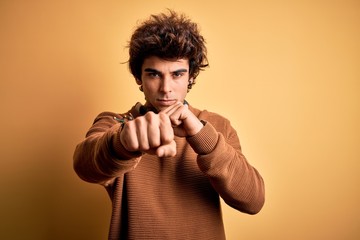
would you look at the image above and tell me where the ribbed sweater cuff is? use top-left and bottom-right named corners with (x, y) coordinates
top-left (187, 121), bottom-right (219, 155)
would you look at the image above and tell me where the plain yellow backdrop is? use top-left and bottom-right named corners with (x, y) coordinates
top-left (1, 0), bottom-right (359, 239)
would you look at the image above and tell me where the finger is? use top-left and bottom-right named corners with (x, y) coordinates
top-left (158, 112), bottom-right (174, 145)
top-left (161, 102), bottom-right (182, 115)
top-left (160, 102), bottom-right (185, 127)
top-left (120, 121), bottom-right (139, 152)
top-left (168, 104), bottom-right (189, 127)
top-left (134, 117), bottom-right (150, 151)
top-left (145, 112), bottom-right (161, 148)
top-left (156, 140), bottom-right (177, 157)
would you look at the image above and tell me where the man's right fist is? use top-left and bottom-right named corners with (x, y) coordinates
top-left (119, 111), bottom-right (176, 157)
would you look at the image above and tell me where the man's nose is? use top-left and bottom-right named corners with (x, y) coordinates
top-left (160, 76), bottom-right (172, 92)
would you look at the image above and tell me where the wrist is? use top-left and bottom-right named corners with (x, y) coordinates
top-left (186, 119), bottom-right (205, 137)
top-left (187, 121), bottom-right (218, 155)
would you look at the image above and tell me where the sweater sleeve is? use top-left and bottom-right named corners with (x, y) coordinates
top-left (73, 112), bottom-right (142, 185)
top-left (187, 118), bottom-right (265, 215)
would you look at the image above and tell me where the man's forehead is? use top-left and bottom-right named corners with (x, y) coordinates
top-left (142, 56), bottom-right (189, 71)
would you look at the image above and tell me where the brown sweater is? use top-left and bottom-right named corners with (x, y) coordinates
top-left (73, 103), bottom-right (265, 239)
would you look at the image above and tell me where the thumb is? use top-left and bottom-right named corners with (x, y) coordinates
top-left (156, 140), bottom-right (177, 157)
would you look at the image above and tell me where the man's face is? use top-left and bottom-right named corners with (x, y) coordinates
top-left (137, 56), bottom-right (192, 112)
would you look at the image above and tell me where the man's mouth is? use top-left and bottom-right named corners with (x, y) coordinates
top-left (156, 99), bottom-right (177, 106)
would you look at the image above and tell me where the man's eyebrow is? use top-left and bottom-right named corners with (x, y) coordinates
top-left (172, 69), bottom-right (188, 73)
top-left (144, 68), bottom-right (188, 73)
top-left (144, 68), bottom-right (161, 73)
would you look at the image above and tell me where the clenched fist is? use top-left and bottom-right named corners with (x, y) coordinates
top-left (119, 102), bottom-right (203, 157)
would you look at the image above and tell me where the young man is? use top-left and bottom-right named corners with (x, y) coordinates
top-left (73, 10), bottom-right (265, 240)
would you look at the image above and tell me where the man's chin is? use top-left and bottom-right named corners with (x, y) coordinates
top-left (154, 106), bottom-right (166, 112)
top-left (144, 100), bottom-right (178, 112)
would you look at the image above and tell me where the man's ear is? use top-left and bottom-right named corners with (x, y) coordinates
top-left (187, 77), bottom-right (195, 92)
top-left (136, 78), bottom-right (142, 85)
top-left (189, 78), bottom-right (194, 85)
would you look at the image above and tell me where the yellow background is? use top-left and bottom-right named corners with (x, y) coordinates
top-left (1, 0), bottom-right (359, 239)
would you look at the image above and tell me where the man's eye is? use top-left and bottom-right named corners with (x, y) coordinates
top-left (148, 72), bottom-right (160, 78)
top-left (173, 72), bottom-right (184, 78)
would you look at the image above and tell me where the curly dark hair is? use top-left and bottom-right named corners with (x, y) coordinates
top-left (128, 10), bottom-right (209, 87)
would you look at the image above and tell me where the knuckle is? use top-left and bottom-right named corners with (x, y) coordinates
top-left (144, 111), bottom-right (156, 120)
top-left (143, 112), bottom-right (161, 126)
top-left (161, 134), bottom-right (173, 144)
top-left (133, 117), bottom-right (144, 126)
top-left (149, 138), bottom-right (160, 148)
top-left (158, 112), bottom-right (169, 122)
top-left (122, 138), bottom-right (137, 152)
top-left (126, 145), bottom-right (137, 152)
top-left (169, 115), bottom-right (177, 123)
top-left (139, 145), bottom-right (150, 151)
